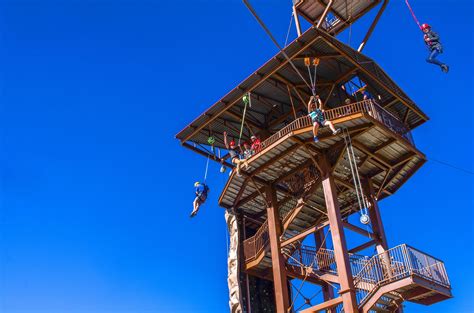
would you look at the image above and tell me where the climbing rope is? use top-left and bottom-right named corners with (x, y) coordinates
top-left (342, 128), bottom-right (370, 224)
top-left (238, 94), bottom-right (250, 146)
top-left (203, 154), bottom-right (210, 183)
top-left (405, 0), bottom-right (422, 30)
top-left (284, 12), bottom-right (294, 47)
top-left (305, 57), bottom-right (319, 96)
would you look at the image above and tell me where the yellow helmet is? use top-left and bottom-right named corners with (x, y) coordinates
top-left (194, 182), bottom-right (200, 187)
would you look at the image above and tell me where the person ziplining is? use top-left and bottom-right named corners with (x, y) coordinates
top-left (307, 95), bottom-right (340, 142)
top-left (405, 0), bottom-right (449, 73)
top-left (421, 23), bottom-right (449, 73)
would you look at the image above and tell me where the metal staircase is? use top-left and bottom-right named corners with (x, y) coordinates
top-left (244, 219), bottom-right (451, 313)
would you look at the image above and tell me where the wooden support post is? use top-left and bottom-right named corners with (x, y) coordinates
top-left (265, 185), bottom-right (290, 313)
top-left (320, 157), bottom-right (358, 313)
top-left (315, 229), bottom-right (335, 311)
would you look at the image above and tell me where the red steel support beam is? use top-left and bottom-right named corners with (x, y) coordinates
top-left (265, 185), bottom-right (290, 313)
top-left (320, 156), bottom-right (358, 312)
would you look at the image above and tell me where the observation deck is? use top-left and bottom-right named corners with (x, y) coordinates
top-left (218, 99), bottom-right (425, 230)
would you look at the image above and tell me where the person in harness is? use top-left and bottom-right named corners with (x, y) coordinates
top-left (223, 131), bottom-right (246, 176)
top-left (422, 23), bottom-right (449, 73)
top-left (308, 95), bottom-right (340, 142)
top-left (190, 181), bottom-right (209, 218)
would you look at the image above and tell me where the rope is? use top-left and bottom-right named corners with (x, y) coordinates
top-left (342, 128), bottom-right (369, 217)
top-left (238, 95), bottom-right (249, 146)
top-left (284, 12), bottom-right (294, 47)
top-left (203, 155), bottom-right (210, 182)
top-left (305, 58), bottom-right (318, 96)
top-left (405, 0), bottom-right (422, 30)
top-left (288, 273), bottom-right (309, 311)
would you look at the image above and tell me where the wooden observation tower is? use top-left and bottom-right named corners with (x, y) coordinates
top-left (176, 1), bottom-right (452, 312)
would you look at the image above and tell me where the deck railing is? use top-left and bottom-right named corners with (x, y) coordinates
top-left (243, 199), bottom-right (298, 262)
top-left (287, 245), bottom-right (369, 277)
top-left (243, 220), bottom-right (269, 262)
top-left (253, 99), bottom-right (413, 159)
top-left (353, 244), bottom-right (450, 306)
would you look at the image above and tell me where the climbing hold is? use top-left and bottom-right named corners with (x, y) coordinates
top-left (242, 94), bottom-right (250, 105)
top-left (360, 214), bottom-right (371, 225)
top-left (207, 136), bottom-right (216, 145)
top-left (220, 165), bottom-right (226, 173)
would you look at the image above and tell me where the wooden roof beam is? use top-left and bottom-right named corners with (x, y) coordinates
top-left (181, 34), bottom-right (326, 143)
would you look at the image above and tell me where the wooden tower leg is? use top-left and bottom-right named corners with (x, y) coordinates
top-left (321, 159), bottom-right (358, 313)
top-left (265, 185), bottom-right (290, 313)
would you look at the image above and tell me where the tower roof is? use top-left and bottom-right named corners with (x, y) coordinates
top-left (176, 27), bottom-right (428, 149)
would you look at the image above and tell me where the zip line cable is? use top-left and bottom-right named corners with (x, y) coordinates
top-left (429, 158), bottom-right (474, 176)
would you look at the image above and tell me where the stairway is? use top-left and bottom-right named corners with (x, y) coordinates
top-left (353, 244), bottom-right (452, 312)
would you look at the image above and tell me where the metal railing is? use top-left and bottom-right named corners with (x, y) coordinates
top-left (243, 199), bottom-right (300, 263)
top-left (287, 245), bottom-right (370, 277)
top-left (353, 244), bottom-right (450, 306)
top-left (254, 100), bottom-right (413, 159)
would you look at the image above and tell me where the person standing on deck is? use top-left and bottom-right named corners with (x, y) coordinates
top-left (250, 135), bottom-right (261, 154)
top-left (223, 131), bottom-right (245, 176)
top-left (422, 23), bottom-right (449, 73)
top-left (307, 95), bottom-right (340, 142)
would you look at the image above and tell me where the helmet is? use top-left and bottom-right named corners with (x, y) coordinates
top-left (194, 182), bottom-right (200, 187)
top-left (251, 135), bottom-right (257, 140)
top-left (421, 23), bottom-right (431, 30)
top-left (229, 140), bottom-right (236, 147)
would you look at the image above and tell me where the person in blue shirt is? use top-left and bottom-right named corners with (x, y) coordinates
top-left (190, 181), bottom-right (209, 218)
top-left (307, 95), bottom-right (340, 142)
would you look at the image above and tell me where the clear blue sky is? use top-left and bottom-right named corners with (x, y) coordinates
top-left (1, 0), bottom-right (472, 312)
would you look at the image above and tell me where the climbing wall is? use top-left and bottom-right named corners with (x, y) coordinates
top-left (225, 209), bottom-right (243, 313)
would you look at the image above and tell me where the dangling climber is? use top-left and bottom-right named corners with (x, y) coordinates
top-left (190, 181), bottom-right (209, 218)
top-left (307, 95), bottom-right (340, 142)
top-left (421, 23), bottom-right (449, 73)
